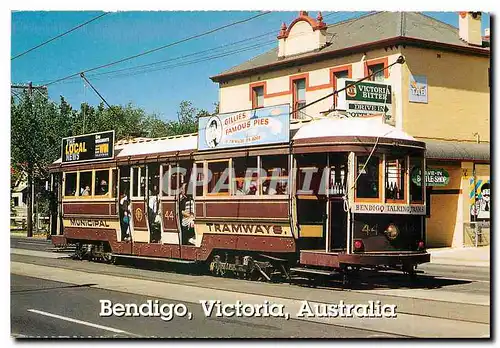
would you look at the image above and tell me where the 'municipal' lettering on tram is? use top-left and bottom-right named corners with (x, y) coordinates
top-left (69, 218), bottom-right (110, 228)
top-left (206, 223), bottom-right (282, 235)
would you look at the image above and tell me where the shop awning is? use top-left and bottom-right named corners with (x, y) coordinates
top-left (424, 140), bottom-right (490, 161)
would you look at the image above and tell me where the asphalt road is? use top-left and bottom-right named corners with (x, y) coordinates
top-left (12, 274), bottom-right (390, 338)
top-left (10, 236), bottom-right (491, 338)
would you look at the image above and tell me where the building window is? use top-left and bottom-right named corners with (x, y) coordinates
top-left (385, 156), bottom-right (406, 201)
top-left (252, 85), bottom-right (264, 109)
top-left (367, 63), bottom-right (385, 82)
top-left (333, 69), bottom-right (349, 108)
top-left (356, 156), bottom-right (380, 199)
top-left (293, 78), bottom-right (306, 119)
top-left (13, 197), bottom-right (19, 206)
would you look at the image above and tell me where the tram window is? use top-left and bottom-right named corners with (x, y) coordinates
top-left (410, 157), bottom-right (424, 202)
top-left (140, 167), bottom-right (146, 197)
top-left (261, 155), bottom-right (288, 195)
top-left (148, 164), bottom-right (160, 196)
top-left (178, 160), bottom-right (193, 195)
top-left (356, 156), bottom-right (380, 199)
top-left (64, 172), bottom-right (77, 196)
top-left (120, 166), bottom-right (131, 198)
top-left (112, 169), bottom-right (118, 198)
top-left (297, 153), bottom-right (326, 195)
top-left (208, 161), bottom-right (229, 195)
top-left (95, 170), bottom-right (110, 196)
top-left (232, 156), bottom-right (257, 196)
top-left (194, 162), bottom-right (204, 197)
top-left (79, 171), bottom-right (93, 196)
top-left (385, 156), bottom-right (406, 201)
top-left (132, 167), bottom-right (140, 198)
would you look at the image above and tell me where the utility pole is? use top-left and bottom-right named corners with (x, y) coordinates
top-left (11, 82), bottom-right (47, 238)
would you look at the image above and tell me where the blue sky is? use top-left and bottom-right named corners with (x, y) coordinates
top-left (11, 11), bottom-right (491, 121)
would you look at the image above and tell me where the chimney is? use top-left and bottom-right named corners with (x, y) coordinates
top-left (459, 11), bottom-right (483, 46)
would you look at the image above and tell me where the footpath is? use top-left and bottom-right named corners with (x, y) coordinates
top-left (428, 246), bottom-right (490, 267)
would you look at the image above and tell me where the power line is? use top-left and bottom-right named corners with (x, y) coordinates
top-left (36, 12), bottom-right (370, 87)
top-left (11, 12), bottom-right (109, 61)
top-left (43, 11), bottom-right (272, 87)
top-left (79, 73), bottom-right (120, 119)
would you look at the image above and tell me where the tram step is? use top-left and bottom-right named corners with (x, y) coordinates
top-left (111, 253), bottom-right (196, 264)
top-left (289, 267), bottom-right (336, 276)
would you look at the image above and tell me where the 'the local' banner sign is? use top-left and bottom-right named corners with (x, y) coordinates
top-left (62, 130), bottom-right (115, 163)
top-left (411, 168), bottom-right (450, 187)
top-left (337, 79), bottom-right (392, 121)
top-left (197, 104), bottom-right (290, 151)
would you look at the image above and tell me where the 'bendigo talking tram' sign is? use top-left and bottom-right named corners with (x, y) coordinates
top-left (197, 104), bottom-right (290, 151)
top-left (61, 130), bottom-right (115, 163)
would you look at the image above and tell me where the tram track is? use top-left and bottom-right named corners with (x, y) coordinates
top-left (11, 250), bottom-right (490, 327)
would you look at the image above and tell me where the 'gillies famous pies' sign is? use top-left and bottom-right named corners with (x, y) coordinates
top-left (62, 130), bottom-right (114, 163)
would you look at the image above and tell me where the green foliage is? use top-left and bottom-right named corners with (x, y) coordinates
top-left (11, 95), bottom-right (216, 177)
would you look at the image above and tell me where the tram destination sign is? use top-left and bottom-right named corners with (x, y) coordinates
top-left (61, 130), bottom-right (115, 163)
top-left (337, 78), bottom-right (393, 121)
top-left (197, 104), bottom-right (290, 151)
top-left (353, 203), bottom-right (426, 215)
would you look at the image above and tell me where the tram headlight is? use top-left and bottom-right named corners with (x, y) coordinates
top-left (384, 224), bottom-right (400, 240)
top-left (353, 239), bottom-right (364, 252)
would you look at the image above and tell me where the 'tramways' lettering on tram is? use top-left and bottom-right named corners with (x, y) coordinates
top-left (206, 223), bottom-right (282, 235)
top-left (69, 218), bottom-right (110, 227)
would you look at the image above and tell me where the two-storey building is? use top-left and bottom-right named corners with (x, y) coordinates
top-left (210, 11), bottom-right (490, 248)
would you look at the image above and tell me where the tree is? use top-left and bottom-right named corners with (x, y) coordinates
top-left (11, 90), bottom-right (59, 236)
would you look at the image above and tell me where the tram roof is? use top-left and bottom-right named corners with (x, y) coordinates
top-left (292, 115), bottom-right (417, 142)
top-left (52, 115), bottom-right (422, 168)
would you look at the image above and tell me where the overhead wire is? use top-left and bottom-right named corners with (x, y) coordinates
top-left (36, 11), bottom-right (368, 86)
top-left (41, 11), bottom-right (272, 87)
top-left (11, 12), bottom-right (109, 61)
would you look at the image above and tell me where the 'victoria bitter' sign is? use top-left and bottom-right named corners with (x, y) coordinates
top-left (62, 131), bottom-right (115, 163)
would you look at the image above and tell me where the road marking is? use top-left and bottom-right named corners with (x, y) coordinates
top-left (11, 248), bottom-right (69, 259)
top-left (16, 241), bottom-right (49, 246)
top-left (27, 309), bottom-right (136, 336)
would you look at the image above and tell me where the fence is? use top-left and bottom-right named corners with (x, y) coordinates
top-left (463, 221), bottom-right (490, 247)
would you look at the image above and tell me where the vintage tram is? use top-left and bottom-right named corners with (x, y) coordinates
top-left (49, 106), bottom-right (429, 282)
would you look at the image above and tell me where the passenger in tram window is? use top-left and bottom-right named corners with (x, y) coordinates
top-left (277, 181), bottom-right (288, 195)
top-left (97, 179), bottom-right (108, 195)
top-left (263, 180), bottom-right (277, 195)
top-left (81, 185), bottom-right (90, 196)
top-left (235, 180), bottom-right (246, 195)
top-left (247, 181), bottom-right (257, 195)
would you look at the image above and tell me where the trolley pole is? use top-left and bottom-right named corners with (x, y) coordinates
top-left (11, 82), bottom-right (47, 238)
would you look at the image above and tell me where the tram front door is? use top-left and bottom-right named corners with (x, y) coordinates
top-left (295, 153), bottom-right (327, 250)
